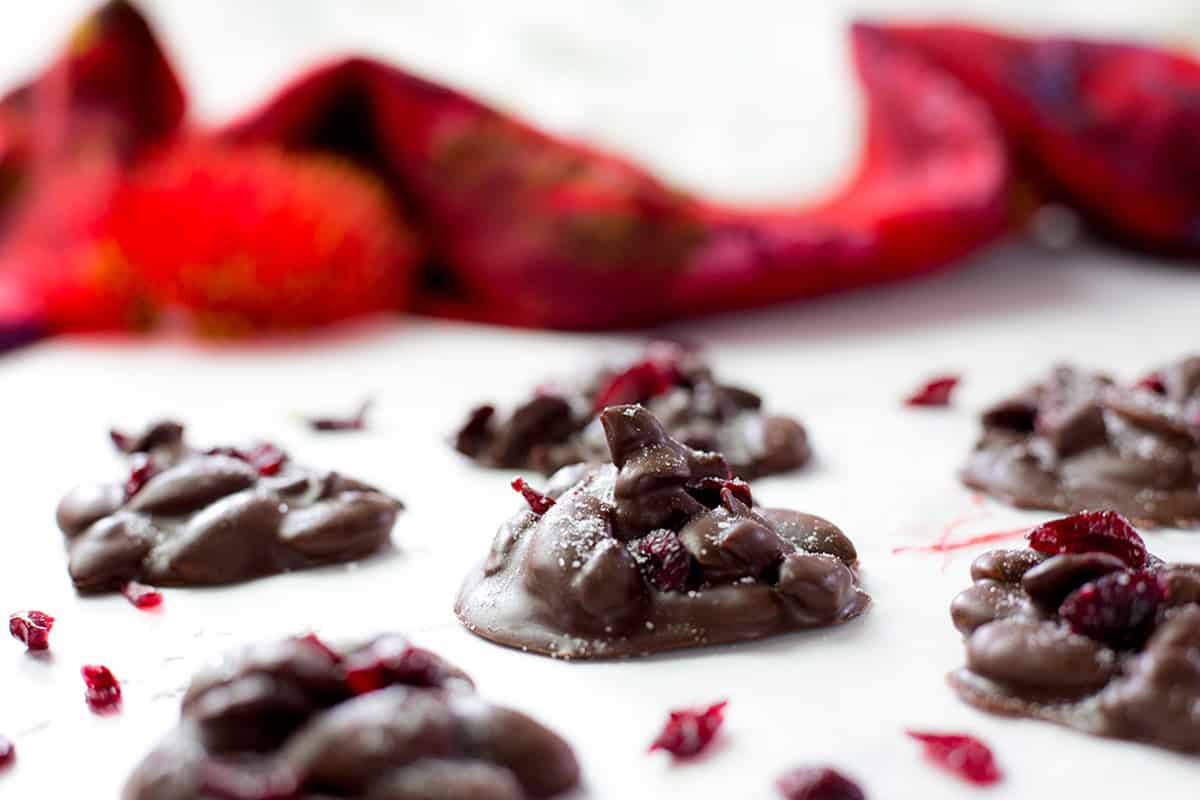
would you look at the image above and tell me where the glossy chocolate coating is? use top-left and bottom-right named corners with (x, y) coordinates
top-left (963, 357), bottom-right (1200, 527)
top-left (949, 546), bottom-right (1200, 754)
top-left (123, 634), bottom-right (580, 799)
top-left (454, 342), bottom-right (811, 480)
top-left (455, 405), bottom-right (867, 659)
top-left (56, 422), bottom-right (402, 592)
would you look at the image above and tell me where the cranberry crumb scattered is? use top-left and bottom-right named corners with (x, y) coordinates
top-left (344, 639), bottom-right (446, 695)
top-left (633, 529), bottom-right (692, 592)
top-left (1134, 371), bottom-right (1167, 394)
top-left (906, 730), bottom-right (1001, 786)
top-left (0, 735), bottom-right (14, 771)
top-left (295, 633), bottom-right (342, 663)
top-left (1059, 569), bottom-right (1165, 649)
top-left (904, 375), bottom-right (960, 407)
top-left (686, 476), bottom-right (753, 508)
top-left (81, 664), bottom-right (122, 713)
top-left (120, 581), bottom-right (163, 610)
top-left (648, 700), bottom-right (728, 759)
top-left (777, 766), bottom-right (865, 800)
top-left (592, 358), bottom-right (680, 413)
top-left (512, 477), bottom-right (555, 514)
top-left (124, 454), bottom-right (159, 498)
top-left (1026, 510), bottom-right (1147, 568)
top-left (207, 443), bottom-right (288, 476)
top-left (307, 397), bottom-right (372, 432)
top-left (200, 761), bottom-right (300, 800)
top-left (8, 610), bottom-right (54, 651)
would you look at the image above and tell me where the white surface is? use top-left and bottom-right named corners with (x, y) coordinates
top-left (3, 2), bottom-right (1200, 799)
top-left (2, 245), bottom-right (1200, 799)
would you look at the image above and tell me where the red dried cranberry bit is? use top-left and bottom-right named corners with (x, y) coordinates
top-left (0, 735), bottom-right (14, 770)
top-left (207, 443), bottom-right (288, 476)
top-left (648, 700), bottom-right (728, 759)
top-left (8, 610), bottom-right (54, 651)
top-left (307, 397), bottom-right (372, 432)
top-left (904, 375), bottom-right (961, 407)
top-left (344, 641), bottom-right (445, 696)
top-left (1059, 569), bottom-right (1165, 649)
top-left (906, 730), bottom-right (1001, 786)
top-left (295, 633), bottom-right (342, 663)
top-left (686, 476), bottom-right (753, 508)
top-left (1026, 510), bottom-right (1147, 568)
top-left (201, 760), bottom-right (300, 800)
top-left (592, 356), bottom-right (681, 413)
top-left (109, 428), bottom-right (133, 452)
top-left (81, 664), bottom-right (122, 713)
top-left (633, 529), bottom-right (692, 592)
top-left (511, 477), bottom-right (555, 515)
top-left (777, 766), bottom-right (865, 800)
top-left (1134, 371), bottom-right (1167, 394)
top-left (124, 454), bottom-right (159, 498)
top-left (120, 581), bottom-right (163, 610)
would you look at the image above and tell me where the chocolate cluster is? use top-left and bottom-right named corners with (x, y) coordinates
top-left (124, 634), bottom-right (580, 799)
top-left (963, 356), bottom-right (1200, 526)
top-left (456, 405), bottom-right (867, 659)
top-left (454, 342), bottom-right (811, 480)
top-left (57, 421), bottom-right (402, 591)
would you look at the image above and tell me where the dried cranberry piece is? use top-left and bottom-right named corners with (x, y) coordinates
top-left (1026, 510), bottom-right (1147, 568)
top-left (648, 700), bottom-right (727, 759)
top-left (200, 761), bottom-right (300, 800)
top-left (904, 375), bottom-right (960, 407)
top-left (124, 454), bottom-right (159, 498)
top-left (8, 610), bottom-right (54, 651)
top-left (592, 357), bottom-right (681, 413)
top-left (686, 476), bottom-right (753, 508)
top-left (295, 633), bottom-right (342, 663)
top-left (633, 529), bottom-right (692, 592)
top-left (82, 664), bottom-right (122, 713)
top-left (0, 735), bottom-right (14, 770)
top-left (1135, 371), bottom-right (1167, 394)
top-left (777, 766), bottom-right (865, 800)
top-left (906, 730), bottom-right (1001, 786)
top-left (109, 428), bottom-right (133, 452)
top-left (307, 397), bottom-right (371, 432)
top-left (120, 581), bottom-right (163, 610)
top-left (1058, 569), bottom-right (1165, 649)
top-left (206, 443), bottom-right (288, 476)
top-left (511, 477), bottom-right (555, 515)
top-left (344, 639), bottom-right (447, 695)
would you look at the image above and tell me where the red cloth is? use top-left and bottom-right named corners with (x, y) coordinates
top-left (0, 3), bottom-right (1195, 345)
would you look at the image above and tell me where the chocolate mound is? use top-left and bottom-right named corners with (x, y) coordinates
top-left (963, 357), bottom-right (1200, 527)
top-left (453, 342), bottom-right (811, 480)
top-left (948, 520), bottom-right (1200, 754)
top-left (56, 421), bottom-right (402, 592)
top-left (455, 405), bottom-right (868, 659)
top-left (123, 634), bottom-right (580, 799)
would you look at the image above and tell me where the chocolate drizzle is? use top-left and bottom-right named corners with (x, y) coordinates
top-left (963, 357), bottom-right (1200, 526)
top-left (56, 421), bottom-right (403, 592)
top-left (455, 405), bottom-right (867, 659)
top-left (453, 342), bottom-right (811, 480)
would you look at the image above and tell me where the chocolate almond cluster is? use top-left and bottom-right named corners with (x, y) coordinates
top-left (456, 405), bottom-right (867, 659)
top-left (454, 342), bottom-right (811, 481)
top-left (124, 634), bottom-right (580, 799)
top-left (950, 510), bottom-right (1200, 754)
top-left (56, 421), bottom-right (402, 591)
top-left (963, 356), bottom-right (1200, 527)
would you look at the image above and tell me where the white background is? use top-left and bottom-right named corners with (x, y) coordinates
top-left (2, 2), bottom-right (1200, 798)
